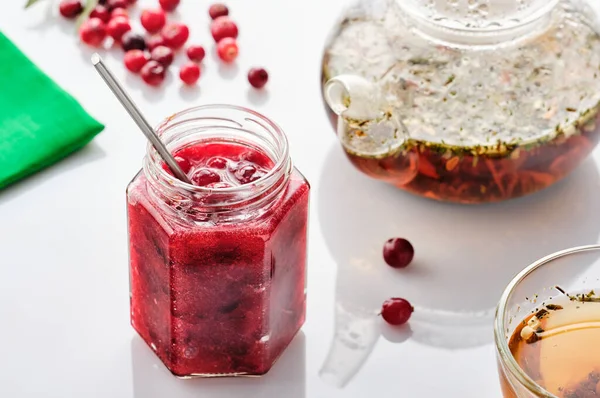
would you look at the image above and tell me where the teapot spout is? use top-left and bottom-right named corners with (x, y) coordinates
top-left (324, 75), bottom-right (383, 121)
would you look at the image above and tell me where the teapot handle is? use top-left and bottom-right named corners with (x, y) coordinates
top-left (324, 75), bottom-right (384, 120)
top-left (324, 74), bottom-right (409, 159)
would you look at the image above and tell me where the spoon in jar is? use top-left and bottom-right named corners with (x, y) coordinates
top-left (91, 53), bottom-right (193, 185)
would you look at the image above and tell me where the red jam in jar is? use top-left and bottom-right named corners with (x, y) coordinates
top-left (127, 106), bottom-right (310, 377)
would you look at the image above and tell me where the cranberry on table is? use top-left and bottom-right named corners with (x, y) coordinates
top-left (107, 16), bottom-right (131, 41)
top-left (89, 5), bottom-right (111, 23)
top-left (107, 0), bottom-right (128, 10)
top-left (381, 298), bottom-right (414, 326)
top-left (124, 50), bottom-right (149, 73)
top-left (59, 0), bottom-right (83, 19)
top-left (79, 18), bottom-right (107, 47)
top-left (121, 31), bottom-right (146, 51)
top-left (161, 23), bottom-right (190, 49)
top-left (140, 60), bottom-right (166, 86)
top-left (146, 35), bottom-right (166, 51)
top-left (141, 9), bottom-right (166, 34)
top-left (186, 45), bottom-right (206, 63)
top-left (211, 17), bottom-right (238, 42)
top-left (383, 238), bottom-right (414, 268)
top-left (248, 68), bottom-right (269, 89)
top-left (216, 37), bottom-right (239, 63)
top-left (159, 0), bottom-right (180, 12)
top-left (151, 46), bottom-right (174, 67)
top-left (179, 63), bottom-right (201, 86)
top-left (110, 8), bottom-right (128, 19)
top-left (192, 169), bottom-right (221, 186)
top-left (208, 3), bottom-right (229, 20)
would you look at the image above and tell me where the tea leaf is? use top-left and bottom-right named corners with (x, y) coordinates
top-left (24, 0), bottom-right (45, 9)
top-left (75, 0), bottom-right (99, 29)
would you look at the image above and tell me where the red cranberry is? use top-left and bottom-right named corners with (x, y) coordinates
top-left (216, 37), bottom-right (238, 63)
top-left (383, 238), bottom-right (414, 269)
top-left (207, 157), bottom-right (228, 169)
top-left (59, 0), bottom-right (83, 19)
top-left (110, 8), bottom-right (128, 19)
top-left (140, 60), bottom-right (166, 86)
top-left (208, 3), bottom-right (229, 19)
top-left (381, 298), bottom-right (414, 326)
top-left (89, 5), bottom-right (111, 23)
top-left (151, 45), bottom-right (174, 67)
top-left (141, 9), bottom-right (166, 34)
top-left (121, 31), bottom-right (146, 51)
top-left (107, 0), bottom-right (128, 10)
top-left (124, 49), bottom-right (149, 73)
top-left (174, 156), bottom-right (192, 174)
top-left (179, 63), bottom-right (201, 85)
top-left (161, 23), bottom-right (189, 49)
top-left (79, 18), bottom-right (107, 47)
top-left (146, 35), bottom-right (166, 51)
top-left (248, 68), bottom-right (269, 89)
top-left (206, 182), bottom-right (232, 189)
top-left (210, 17), bottom-right (238, 42)
top-left (159, 0), bottom-right (180, 12)
top-left (192, 169), bottom-right (221, 186)
top-left (186, 45), bottom-right (206, 63)
top-left (107, 16), bottom-right (131, 41)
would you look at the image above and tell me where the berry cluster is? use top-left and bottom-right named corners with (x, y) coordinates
top-left (59, 0), bottom-right (268, 88)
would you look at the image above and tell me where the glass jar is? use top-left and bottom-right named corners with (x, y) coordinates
top-left (322, 0), bottom-right (600, 203)
top-left (127, 105), bottom-right (310, 377)
top-left (495, 245), bottom-right (600, 397)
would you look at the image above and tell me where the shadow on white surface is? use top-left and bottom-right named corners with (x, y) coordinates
top-left (130, 69), bottom-right (173, 103)
top-left (209, 47), bottom-right (239, 80)
top-left (317, 143), bottom-right (600, 388)
top-left (131, 332), bottom-right (306, 398)
top-left (217, 62), bottom-right (239, 81)
top-left (24, 0), bottom-right (74, 34)
top-left (246, 87), bottom-right (270, 106)
top-left (0, 141), bottom-right (106, 205)
top-left (179, 85), bottom-right (202, 102)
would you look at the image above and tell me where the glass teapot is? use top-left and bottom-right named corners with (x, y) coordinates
top-left (322, 0), bottom-right (600, 203)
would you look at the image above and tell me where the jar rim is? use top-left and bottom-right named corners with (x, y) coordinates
top-left (147, 104), bottom-right (290, 195)
top-left (493, 244), bottom-right (600, 398)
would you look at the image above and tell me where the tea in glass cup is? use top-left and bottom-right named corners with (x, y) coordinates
top-left (495, 245), bottom-right (600, 397)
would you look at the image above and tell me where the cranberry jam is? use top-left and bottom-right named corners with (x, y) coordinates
top-left (127, 106), bottom-right (310, 377)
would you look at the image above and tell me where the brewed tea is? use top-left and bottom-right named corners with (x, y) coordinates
top-left (507, 290), bottom-right (600, 397)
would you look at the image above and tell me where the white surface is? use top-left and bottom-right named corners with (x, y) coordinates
top-left (1, 1), bottom-right (600, 397)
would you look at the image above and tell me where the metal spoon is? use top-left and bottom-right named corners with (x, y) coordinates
top-left (91, 53), bottom-right (193, 185)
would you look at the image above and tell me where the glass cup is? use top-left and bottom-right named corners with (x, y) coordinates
top-left (494, 245), bottom-right (600, 397)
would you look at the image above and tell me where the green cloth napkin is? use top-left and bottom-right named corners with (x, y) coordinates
top-left (0, 31), bottom-right (104, 189)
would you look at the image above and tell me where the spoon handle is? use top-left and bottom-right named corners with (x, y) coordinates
top-left (91, 53), bottom-right (193, 185)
